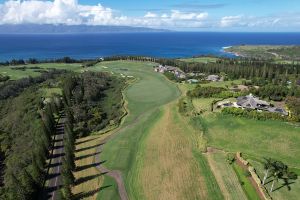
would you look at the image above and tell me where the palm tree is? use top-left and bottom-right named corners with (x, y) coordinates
top-left (270, 161), bottom-right (286, 192)
top-left (262, 158), bottom-right (274, 185)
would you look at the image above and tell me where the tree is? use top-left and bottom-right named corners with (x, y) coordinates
top-left (262, 158), bottom-right (274, 185)
top-left (61, 157), bottom-right (75, 186)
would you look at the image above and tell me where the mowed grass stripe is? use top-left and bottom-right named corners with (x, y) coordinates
top-left (138, 103), bottom-right (224, 200)
top-left (206, 151), bottom-right (247, 200)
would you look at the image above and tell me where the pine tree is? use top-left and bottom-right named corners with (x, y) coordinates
top-left (61, 157), bottom-right (75, 186)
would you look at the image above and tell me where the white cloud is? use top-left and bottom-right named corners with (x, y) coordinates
top-left (0, 0), bottom-right (209, 29)
top-left (1, 0), bottom-right (298, 30)
top-left (144, 12), bottom-right (157, 18)
top-left (220, 15), bottom-right (242, 27)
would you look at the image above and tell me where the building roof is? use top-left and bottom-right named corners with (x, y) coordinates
top-left (237, 94), bottom-right (270, 109)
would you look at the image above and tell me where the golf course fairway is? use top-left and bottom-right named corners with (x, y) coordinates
top-left (95, 61), bottom-right (181, 199)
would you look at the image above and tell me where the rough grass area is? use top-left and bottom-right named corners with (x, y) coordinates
top-left (206, 114), bottom-right (300, 167)
top-left (72, 135), bottom-right (107, 200)
top-left (0, 63), bottom-right (83, 79)
top-left (249, 159), bottom-right (300, 200)
top-left (232, 162), bottom-right (261, 200)
top-left (95, 61), bottom-right (181, 199)
top-left (178, 57), bottom-right (218, 63)
top-left (205, 151), bottom-right (247, 200)
top-left (137, 103), bottom-right (223, 200)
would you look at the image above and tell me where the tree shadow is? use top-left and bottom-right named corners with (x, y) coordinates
top-left (273, 182), bottom-right (296, 192)
top-left (264, 179), bottom-right (274, 185)
top-left (47, 161), bottom-right (62, 168)
top-left (53, 145), bottom-right (64, 150)
top-left (73, 185), bottom-right (112, 200)
top-left (75, 137), bottom-right (101, 145)
top-left (76, 161), bottom-right (106, 171)
top-left (75, 151), bottom-right (101, 161)
top-left (75, 172), bottom-right (107, 185)
top-left (49, 152), bottom-right (65, 159)
top-left (75, 143), bottom-right (104, 153)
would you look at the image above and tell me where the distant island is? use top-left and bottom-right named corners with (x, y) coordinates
top-left (0, 24), bottom-right (168, 34)
top-left (224, 45), bottom-right (300, 61)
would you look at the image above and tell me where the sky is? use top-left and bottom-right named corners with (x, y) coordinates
top-left (0, 0), bottom-right (299, 31)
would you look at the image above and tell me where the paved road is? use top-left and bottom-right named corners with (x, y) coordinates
top-left (41, 117), bottom-right (66, 200)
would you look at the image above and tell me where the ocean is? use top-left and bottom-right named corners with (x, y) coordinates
top-left (1, 32), bottom-right (300, 61)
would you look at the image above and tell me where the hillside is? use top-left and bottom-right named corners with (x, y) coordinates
top-left (225, 45), bottom-right (300, 61)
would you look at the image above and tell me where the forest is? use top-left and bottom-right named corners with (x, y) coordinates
top-left (0, 69), bottom-right (125, 199)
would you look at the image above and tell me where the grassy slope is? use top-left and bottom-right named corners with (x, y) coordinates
top-left (137, 103), bottom-right (223, 200)
top-left (95, 61), bottom-right (181, 199)
top-left (225, 45), bottom-right (300, 61)
top-left (206, 151), bottom-right (247, 200)
top-left (207, 114), bottom-right (300, 167)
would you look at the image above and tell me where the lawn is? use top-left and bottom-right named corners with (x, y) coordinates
top-left (205, 113), bottom-right (300, 168)
top-left (94, 61), bottom-right (181, 199)
top-left (200, 79), bottom-right (244, 88)
top-left (205, 151), bottom-right (247, 200)
top-left (0, 63), bottom-right (83, 79)
top-left (178, 57), bottom-right (218, 63)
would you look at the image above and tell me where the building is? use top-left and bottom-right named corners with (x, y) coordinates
top-left (206, 75), bottom-right (220, 82)
top-left (187, 79), bottom-right (199, 84)
top-left (235, 94), bottom-right (288, 116)
top-left (236, 94), bottom-right (270, 110)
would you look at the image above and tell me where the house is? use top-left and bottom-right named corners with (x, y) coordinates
top-left (154, 65), bottom-right (187, 79)
top-left (236, 94), bottom-right (288, 115)
top-left (236, 94), bottom-right (270, 110)
top-left (206, 75), bottom-right (220, 82)
top-left (268, 107), bottom-right (288, 116)
top-left (187, 79), bottom-right (199, 84)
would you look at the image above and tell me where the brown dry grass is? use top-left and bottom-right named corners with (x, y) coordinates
top-left (139, 103), bottom-right (209, 200)
top-left (72, 135), bottom-right (106, 200)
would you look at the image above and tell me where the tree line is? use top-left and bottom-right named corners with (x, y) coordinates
top-left (0, 87), bottom-right (61, 199)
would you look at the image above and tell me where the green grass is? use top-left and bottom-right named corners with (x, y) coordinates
top-left (206, 114), bottom-right (300, 168)
top-left (0, 63), bottom-right (83, 79)
top-left (248, 159), bottom-right (300, 200)
top-left (94, 61), bottom-right (181, 199)
top-left (200, 79), bottom-right (244, 88)
top-left (97, 175), bottom-right (120, 200)
top-left (178, 57), bottom-right (218, 63)
top-left (207, 152), bottom-right (247, 200)
top-left (193, 150), bottom-right (224, 200)
top-left (232, 162), bottom-right (261, 200)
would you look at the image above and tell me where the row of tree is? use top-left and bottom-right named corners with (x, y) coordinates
top-left (59, 108), bottom-right (76, 200)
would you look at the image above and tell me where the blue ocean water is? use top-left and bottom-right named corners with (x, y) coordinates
top-left (0, 32), bottom-right (300, 61)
